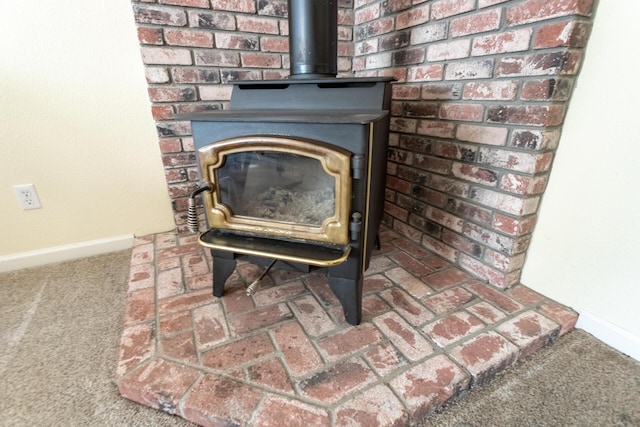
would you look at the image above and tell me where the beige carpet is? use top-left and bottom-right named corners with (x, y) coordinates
top-left (1, 250), bottom-right (638, 426)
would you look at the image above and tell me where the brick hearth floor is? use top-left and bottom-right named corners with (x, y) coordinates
top-left (117, 228), bottom-right (577, 426)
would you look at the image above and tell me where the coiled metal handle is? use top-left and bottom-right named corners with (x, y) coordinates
top-left (187, 182), bottom-right (213, 234)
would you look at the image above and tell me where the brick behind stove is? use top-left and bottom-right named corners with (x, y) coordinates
top-left (129, 0), bottom-right (596, 289)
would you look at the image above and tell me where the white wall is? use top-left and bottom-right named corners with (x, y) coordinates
top-left (0, 1), bottom-right (175, 259)
top-left (522, 1), bottom-right (640, 359)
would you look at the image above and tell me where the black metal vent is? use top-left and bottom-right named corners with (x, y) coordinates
top-left (288, 0), bottom-right (337, 79)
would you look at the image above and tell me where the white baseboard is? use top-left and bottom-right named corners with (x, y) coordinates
top-left (0, 234), bottom-right (134, 273)
top-left (576, 311), bottom-right (640, 362)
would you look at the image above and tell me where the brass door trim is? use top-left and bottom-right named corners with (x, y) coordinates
top-left (198, 135), bottom-right (352, 245)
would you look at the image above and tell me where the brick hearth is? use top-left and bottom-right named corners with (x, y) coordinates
top-left (117, 228), bottom-right (577, 426)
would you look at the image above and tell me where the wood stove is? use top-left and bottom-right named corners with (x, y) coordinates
top-left (179, 0), bottom-right (393, 325)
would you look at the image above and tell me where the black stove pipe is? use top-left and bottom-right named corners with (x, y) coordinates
top-left (288, 0), bottom-right (337, 79)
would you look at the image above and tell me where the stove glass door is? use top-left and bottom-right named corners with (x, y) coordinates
top-left (218, 152), bottom-right (335, 227)
top-left (198, 135), bottom-right (352, 245)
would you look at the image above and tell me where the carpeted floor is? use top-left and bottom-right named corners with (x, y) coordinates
top-left (1, 250), bottom-right (638, 426)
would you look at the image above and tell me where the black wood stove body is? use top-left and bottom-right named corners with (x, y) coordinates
top-left (180, 0), bottom-right (392, 325)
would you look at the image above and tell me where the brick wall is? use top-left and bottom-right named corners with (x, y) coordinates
top-left (130, 0), bottom-right (596, 289)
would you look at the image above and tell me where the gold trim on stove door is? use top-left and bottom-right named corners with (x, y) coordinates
top-left (198, 135), bottom-right (353, 245)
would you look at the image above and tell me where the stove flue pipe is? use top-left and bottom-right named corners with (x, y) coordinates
top-left (288, 0), bottom-right (337, 79)
top-left (187, 182), bottom-right (212, 233)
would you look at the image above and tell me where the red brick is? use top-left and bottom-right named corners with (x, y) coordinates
top-left (128, 263), bottom-right (155, 291)
top-left (534, 20), bottom-right (590, 49)
top-left (389, 354), bottom-right (470, 420)
top-left (141, 47), bottom-right (192, 65)
top-left (364, 342), bottom-right (409, 377)
top-left (472, 28), bottom-right (532, 56)
top-left (355, 17), bottom-right (395, 40)
top-left (452, 163), bottom-right (499, 186)
top-left (459, 254), bottom-right (518, 289)
top-left (158, 289), bottom-right (212, 315)
top-left (124, 287), bottom-right (155, 325)
top-left (164, 28), bottom-right (213, 47)
top-left (214, 33), bottom-right (259, 50)
top-left (152, 105), bottom-right (175, 122)
top-left (231, 303), bottom-right (292, 335)
top-left (334, 384), bottom-right (409, 427)
top-left (236, 15), bottom-right (279, 34)
top-left (137, 27), bottom-right (163, 45)
top-left (148, 86), bottom-right (197, 102)
top-left (272, 322), bottom-right (323, 377)
top-left (424, 268), bottom-right (470, 291)
top-left (157, 267), bottom-right (183, 299)
top-left (483, 249), bottom-right (526, 273)
top-left (407, 64), bottom-right (444, 82)
top-left (394, 47), bottom-right (426, 66)
top-left (385, 267), bottom-right (433, 298)
top-left (506, 0), bottom-right (594, 26)
top-left (416, 120), bottom-right (456, 138)
top-left (422, 83), bottom-right (463, 100)
top-left (423, 287), bottom-right (475, 315)
top-left (478, 146), bottom-right (554, 173)
top-left (445, 59), bottom-right (494, 80)
top-left (260, 35), bottom-right (289, 52)
top-left (161, 0), bottom-right (209, 7)
top-left (496, 52), bottom-right (573, 77)
top-left (251, 281), bottom-right (306, 307)
top-left (411, 22), bottom-right (448, 46)
top-left (246, 359), bottom-right (294, 393)
top-left (201, 333), bottom-right (274, 371)
top-left (463, 80), bottom-right (518, 101)
top-left (389, 251), bottom-right (433, 276)
top-left (396, 4), bottom-right (430, 30)
top-left (440, 103), bottom-right (484, 122)
top-left (374, 312), bottom-right (434, 361)
top-left (467, 301), bottom-right (506, 324)
top-left (195, 49), bottom-right (240, 66)
top-left (507, 284), bottom-right (544, 306)
top-left (355, 3), bottom-right (380, 24)
top-left (449, 331), bottom-right (519, 386)
top-left (427, 39), bottom-right (470, 61)
top-left (465, 280), bottom-right (523, 313)
top-left (211, 0), bottom-right (256, 13)
top-left (383, 288), bottom-right (435, 325)
top-left (118, 358), bottom-right (199, 415)
top-left (182, 375), bottom-right (261, 426)
top-left (521, 78), bottom-right (572, 101)
top-left (193, 303), bottom-right (229, 349)
top-left (298, 358), bottom-right (377, 403)
top-left (500, 173), bottom-right (548, 195)
top-left (318, 324), bottom-right (383, 361)
top-left (240, 52), bottom-right (282, 68)
top-left (450, 9), bottom-right (501, 37)
top-left (253, 395), bottom-right (330, 427)
top-left (497, 311), bottom-right (560, 359)
top-left (132, 4), bottom-right (187, 26)
top-left (431, 0), bottom-right (475, 20)
top-left (290, 294), bottom-right (337, 335)
top-left (424, 311), bottom-right (485, 347)
top-left (537, 300), bottom-right (578, 336)
top-left (117, 323), bottom-right (155, 377)
top-left (421, 234), bottom-right (459, 263)
top-left (188, 10), bottom-right (236, 30)
top-left (161, 330), bottom-right (197, 363)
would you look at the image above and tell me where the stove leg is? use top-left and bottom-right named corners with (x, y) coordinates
top-left (211, 250), bottom-right (236, 297)
top-left (328, 275), bottom-right (363, 326)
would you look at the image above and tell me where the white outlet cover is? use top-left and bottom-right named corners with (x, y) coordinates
top-left (13, 184), bottom-right (42, 210)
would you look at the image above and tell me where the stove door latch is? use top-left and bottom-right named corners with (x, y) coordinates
top-left (187, 182), bottom-right (213, 233)
top-left (351, 155), bottom-right (364, 179)
top-left (350, 212), bottom-right (362, 241)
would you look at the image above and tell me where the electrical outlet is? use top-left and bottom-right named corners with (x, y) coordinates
top-left (13, 184), bottom-right (42, 210)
